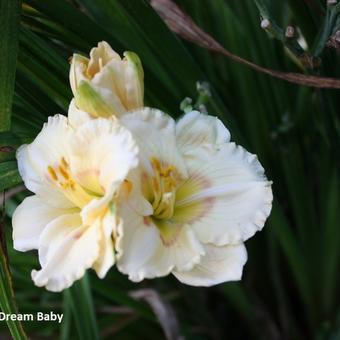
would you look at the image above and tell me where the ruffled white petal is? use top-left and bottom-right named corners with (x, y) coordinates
top-left (69, 118), bottom-right (138, 194)
top-left (80, 183), bottom-right (116, 226)
top-left (12, 195), bottom-right (77, 251)
top-left (174, 143), bottom-right (273, 245)
top-left (17, 115), bottom-right (71, 183)
top-left (176, 111), bottom-right (231, 169)
top-left (32, 213), bottom-right (100, 292)
top-left (115, 206), bottom-right (160, 281)
top-left (176, 111), bottom-right (230, 152)
top-left (173, 243), bottom-right (247, 286)
top-left (121, 108), bottom-right (187, 177)
top-left (123, 107), bottom-right (175, 131)
top-left (16, 115), bottom-right (74, 209)
top-left (116, 206), bottom-right (204, 282)
top-left (92, 212), bottom-right (115, 278)
top-left (124, 168), bottom-right (153, 216)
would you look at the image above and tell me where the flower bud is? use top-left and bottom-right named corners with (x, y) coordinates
top-left (69, 41), bottom-right (144, 118)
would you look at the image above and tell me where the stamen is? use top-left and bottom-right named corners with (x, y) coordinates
top-left (47, 158), bottom-right (94, 208)
top-left (152, 177), bottom-right (160, 192)
top-left (59, 166), bottom-right (69, 180)
top-left (47, 166), bottom-right (58, 181)
top-left (119, 180), bottom-right (132, 201)
top-left (151, 157), bottom-right (161, 172)
top-left (61, 157), bottom-right (68, 168)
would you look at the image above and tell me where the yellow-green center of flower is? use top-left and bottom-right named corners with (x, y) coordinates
top-left (147, 157), bottom-right (182, 220)
top-left (141, 158), bottom-right (185, 246)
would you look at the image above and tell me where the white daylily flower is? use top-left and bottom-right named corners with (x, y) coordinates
top-left (70, 41), bottom-right (144, 119)
top-left (116, 108), bottom-right (272, 286)
top-left (12, 115), bottom-right (138, 291)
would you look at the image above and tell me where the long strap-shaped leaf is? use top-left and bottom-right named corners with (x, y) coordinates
top-left (0, 246), bottom-right (27, 340)
top-left (0, 0), bottom-right (20, 131)
top-left (64, 274), bottom-right (100, 340)
top-left (0, 1), bottom-right (27, 339)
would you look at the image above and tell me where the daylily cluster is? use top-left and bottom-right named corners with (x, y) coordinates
top-left (12, 42), bottom-right (273, 292)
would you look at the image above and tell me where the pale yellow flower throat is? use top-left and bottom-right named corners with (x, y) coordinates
top-left (47, 158), bottom-right (93, 208)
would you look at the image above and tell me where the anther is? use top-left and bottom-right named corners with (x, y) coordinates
top-left (47, 166), bottom-right (58, 181)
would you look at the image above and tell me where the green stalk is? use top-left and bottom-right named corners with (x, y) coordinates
top-left (0, 245), bottom-right (27, 339)
top-left (65, 274), bottom-right (99, 340)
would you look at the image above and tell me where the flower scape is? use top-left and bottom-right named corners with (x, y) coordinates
top-left (12, 42), bottom-right (273, 292)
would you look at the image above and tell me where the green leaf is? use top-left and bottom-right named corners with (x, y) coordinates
top-left (92, 280), bottom-right (155, 322)
top-left (269, 203), bottom-right (314, 322)
top-left (17, 49), bottom-right (71, 111)
top-left (19, 26), bottom-right (69, 80)
top-left (0, 131), bottom-right (22, 162)
top-left (0, 161), bottom-right (22, 191)
top-left (0, 0), bottom-right (21, 132)
top-left (220, 283), bottom-right (254, 324)
top-left (60, 291), bottom-right (72, 340)
top-left (64, 274), bottom-right (99, 340)
top-left (322, 169), bottom-right (340, 314)
top-left (0, 246), bottom-right (27, 340)
top-left (23, 0), bottom-right (122, 49)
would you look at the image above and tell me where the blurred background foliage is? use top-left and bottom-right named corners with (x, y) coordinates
top-left (0, 0), bottom-right (339, 339)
